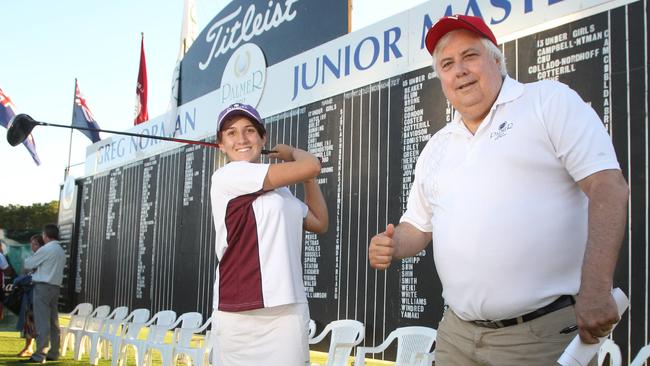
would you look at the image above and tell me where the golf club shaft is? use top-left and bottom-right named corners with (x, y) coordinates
top-left (32, 120), bottom-right (278, 154)
top-left (34, 120), bottom-right (221, 149)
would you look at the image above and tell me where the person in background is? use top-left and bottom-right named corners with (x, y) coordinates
top-left (22, 225), bottom-right (66, 364)
top-left (15, 234), bottom-right (44, 357)
top-left (210, 103), bottom-right (328, 366)
top-left (1, 243), bottom-right (16, 320)
top-left (1, 244), bottom-right (15, 277)
top-left (368, 15), bottom-right (629, 366)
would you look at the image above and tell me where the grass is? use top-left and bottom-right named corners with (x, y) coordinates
top-left (1, 311), bottom-right (396, 366)
top-left (0, 311), bottom-right (165, 365)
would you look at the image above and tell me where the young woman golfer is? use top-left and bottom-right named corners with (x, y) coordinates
top-left (210, 103), bottom-right (328, 366)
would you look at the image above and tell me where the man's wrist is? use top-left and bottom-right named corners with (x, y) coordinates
top-left (579, 278), bottom-right (614, 295)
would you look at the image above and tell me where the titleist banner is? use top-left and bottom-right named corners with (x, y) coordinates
top-left (179, 0), bottom-right (349, 105)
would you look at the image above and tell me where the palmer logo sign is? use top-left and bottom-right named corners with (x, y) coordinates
top-left (179, 0), bottom-right (349, 105)
top-left (220, 43), bottom-right (267, 107)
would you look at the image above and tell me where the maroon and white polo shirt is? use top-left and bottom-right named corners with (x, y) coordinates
top-left (210, 161), bottom-right (308, 312)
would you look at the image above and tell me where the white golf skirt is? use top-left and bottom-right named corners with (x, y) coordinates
top-left (212, 302), bottom-right (310, 366)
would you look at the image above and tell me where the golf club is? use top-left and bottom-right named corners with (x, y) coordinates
top-left (5, 113), bottom-right (276, 154)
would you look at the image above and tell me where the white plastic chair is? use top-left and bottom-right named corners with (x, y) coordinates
top-left (597, 338), bottom-right (622, 366)
top-left (421, 351), bottom-right (435, 366)
top-left (118, 310), bottom-right (177, 366)
top-left (355, 326), bottom-right (437, 366)
top-left (631, 343), bottom-right (650, 366)
top-left (60, 302), bottom-right (93, 356)
top-left (69, 305), bottom-right (111, 360)
top-left (309, 319), bottom-right (365, 366)
top-left (172, 316), bottom-right (213, 366)
top-left (84, 306), bottom-right (129, 365)
top-left (101, 308), bottom-right (150, 366)
top-left (309, 319), bottom-right (317, 340)
top-left (144, 312), bottom-right (203, 366)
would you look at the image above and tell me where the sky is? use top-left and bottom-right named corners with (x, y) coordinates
top-left (0, 0), bottom-right (428, 206)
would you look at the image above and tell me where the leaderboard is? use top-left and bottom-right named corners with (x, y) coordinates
top-left (72, 8), bottom-right (632, 360)
top-left (507, 12), bottom-right (610, 126)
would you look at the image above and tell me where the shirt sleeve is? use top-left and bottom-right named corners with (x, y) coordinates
top-left (541, 81), bottom-right (620, 181)
top-left (0, 253), bottom-right (8, 269)
top-left (400, 145), bottom-right (434, 233)
top-left (23, 247), bottom-right (48, 270)
top-left (212, 161), bottom-right (271, 197)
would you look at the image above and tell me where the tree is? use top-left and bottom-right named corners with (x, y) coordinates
top-left (0, 201), bottom-right (59, 242)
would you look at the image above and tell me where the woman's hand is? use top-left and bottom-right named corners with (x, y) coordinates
top-left (268, 144), bottom-right (295, 162)
top-left (262, 144), bottom-right (321, 191)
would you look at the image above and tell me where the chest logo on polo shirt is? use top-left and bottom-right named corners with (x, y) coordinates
top-left (489, 121), bottom-right (514, 140)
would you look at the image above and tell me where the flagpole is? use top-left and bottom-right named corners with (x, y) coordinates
top-left (64, 78), bottom-right (77, 180)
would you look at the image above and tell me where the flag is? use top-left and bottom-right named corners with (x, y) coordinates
top-left (178, 0), bottom-right (198, 58)
top-left (170, 61), bottom-right (182, 110)
top-left (168, 0), bottom-right (198, 127)
top-left (134, 33), bottom-right (148, 125)
top-left (72, 80), bottom-right (101, 143)
top-left (0, 87), bottom-right (41, 165)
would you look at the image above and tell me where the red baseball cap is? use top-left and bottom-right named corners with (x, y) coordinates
top-left (425, 14), bottom-right (497, 55)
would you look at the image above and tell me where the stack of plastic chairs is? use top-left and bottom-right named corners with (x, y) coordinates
top-left (59, 302), bottom-right (93, 357)
top-left (117, 310), bottom-right (176, 366)
top-left (144, 311), bottom-right (203, 366)
top-left (173, 315), bottom-right (213, 366)
top-left (83, 306), bottom-right (129, 365)
top-left (68, 305), bottom-right (111, 360)
top-left (101, 308), bottom-right (151, 366)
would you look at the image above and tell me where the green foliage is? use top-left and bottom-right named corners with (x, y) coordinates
top-left (0, 201), bottom-right (59, 241)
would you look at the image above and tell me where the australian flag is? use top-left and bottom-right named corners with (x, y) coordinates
top-left (0, 87), bottom-right (41, 165)
top-left (72, 81), bottom-right (101, 143)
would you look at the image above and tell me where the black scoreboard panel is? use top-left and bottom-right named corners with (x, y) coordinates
top-left (72, 2), bottom-right (649, 361)
top-left (75, 145), bottom-right (224, 318)
top-left (512, 11), bottom-right (610, 127)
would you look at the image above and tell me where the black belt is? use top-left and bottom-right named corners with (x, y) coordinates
top-left (472, 295), bottom-right (575, 329)
top-left (33, 282), bottom-right (58, 287)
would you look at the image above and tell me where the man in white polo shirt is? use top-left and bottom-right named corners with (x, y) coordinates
top-left (23, 225), bottom-right (66, 364)
top-left (368, 15), bottom-right (629, 366)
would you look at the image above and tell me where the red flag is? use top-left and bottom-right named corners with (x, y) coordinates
top-left (134, 33), bottom-right (148, 125)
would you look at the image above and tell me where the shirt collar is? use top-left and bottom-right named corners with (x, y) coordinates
top-left (449, 75), bottom-right (523, 134)
top-left (493, 75), bottom-right (524, 106)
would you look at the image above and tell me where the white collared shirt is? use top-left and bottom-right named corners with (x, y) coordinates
top-left (401, 76), bottom-right (620, 321)
top-left (210, 161), bottom-right (309, 312)
top-left (23, 240), bottom-right (66, 286)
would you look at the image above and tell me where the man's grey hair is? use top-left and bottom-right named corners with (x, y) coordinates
top-left (431, 31), bottom-right (507, 77)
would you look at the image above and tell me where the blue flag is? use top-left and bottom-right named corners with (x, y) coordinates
top-left (0, 87), bottom-right (41, 165)
top-left (72, 82), bottom-right (101, 143)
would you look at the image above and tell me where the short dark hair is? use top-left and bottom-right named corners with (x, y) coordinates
top-left (30, 234), bottom-right (45, 247)
top-left (42, 224), bottom-right (60, 240)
